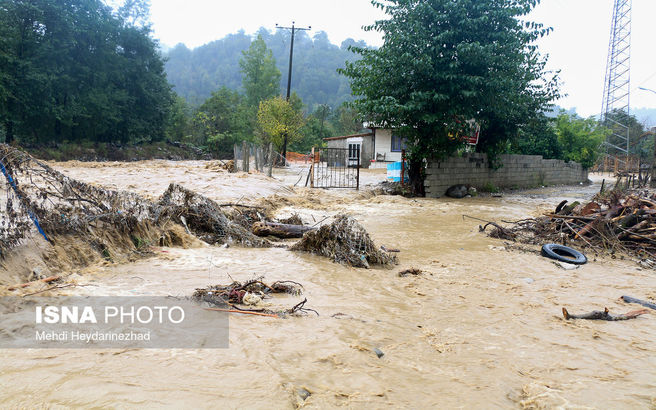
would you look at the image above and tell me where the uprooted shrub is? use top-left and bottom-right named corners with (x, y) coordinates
top-left (154, 184), bottom-right (269, 247)
top-left (291, 214), bottom-right (397, 268)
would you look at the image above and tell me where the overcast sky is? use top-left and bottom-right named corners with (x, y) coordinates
top-left (149, 0), bottom-right (656, 118)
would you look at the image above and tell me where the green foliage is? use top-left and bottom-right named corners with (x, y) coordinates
top-left (0, 0), bottom-right (173, 145)
top-left (510, 114), bottom-right (563, 159)
top-left (257, 97), bottom-right (305, 151)
top-left (555, 113), bottom-right (608, 169)
top-left (164, 29), bottom-right (367, 108)
top-left (340, 0), bottom-right (560, 190)
top-left (192, 87), bottom-right (250, 155)
top-left (480, 182), bottom-right (499, 193)
top-left (603, 109), bottom-right (648, 160)
top-left (165, 94), bottom-right (191, 141)
top-left (334, 104), bottom-right (363, 135)
top-left (239, 35), bottom-right (281, 108)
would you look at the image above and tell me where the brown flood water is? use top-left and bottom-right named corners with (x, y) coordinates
top-left (1, 163), bottom-right (655, 409)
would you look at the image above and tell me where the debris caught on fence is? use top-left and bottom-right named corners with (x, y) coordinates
top-left (562, 307), bottom-right (650, 321)
top-left (291, 214), bottom-right (398, 268)
top-left (475, 189), bottom-right (656, 267)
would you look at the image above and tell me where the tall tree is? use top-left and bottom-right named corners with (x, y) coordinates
top-left (239, 35), bottom-right (281, 108)
top-left (340, 0), bottom-right (560, 193)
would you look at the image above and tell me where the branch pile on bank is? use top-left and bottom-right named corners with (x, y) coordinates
top-left (291, 214), bottom-right (398, 268)
top-left (154, 184), bottom-right (269, 247)
top-left (479, 189), bottom-right (656, 267)
top-left (0, 145), bottom-right (268, 271)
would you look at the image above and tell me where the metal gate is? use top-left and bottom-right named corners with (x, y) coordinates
top-left (310, 147), bottom-right (360, 189)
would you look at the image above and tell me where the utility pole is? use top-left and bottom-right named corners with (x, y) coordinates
top-left (276, 21), bottom-right (311, 162)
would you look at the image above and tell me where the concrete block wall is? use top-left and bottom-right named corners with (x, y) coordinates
top-left (424, 153), bottom-right (588, 197)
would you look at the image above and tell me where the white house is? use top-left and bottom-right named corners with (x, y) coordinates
top-left (323, 127), bottom-right (407, 169)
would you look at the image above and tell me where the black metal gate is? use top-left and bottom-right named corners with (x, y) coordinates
top-left (310, 147), bottom-right (360, 189)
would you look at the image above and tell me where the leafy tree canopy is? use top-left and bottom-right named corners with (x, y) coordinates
top-left (239, 35), bottom-right (281, 109)
top-left (257, 96), bottom-right (305, 151)
top-left (340, 0), bottom-right (560, 190)
top-left (556, 113), bottom-right (608, 169)
top-left (191, 87), bottom-right (250, 156)
top-left (0, 0), bottom-right (173, 144)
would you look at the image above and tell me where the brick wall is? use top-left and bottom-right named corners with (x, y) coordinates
top-left (424, 153), bottom-right (588, 197)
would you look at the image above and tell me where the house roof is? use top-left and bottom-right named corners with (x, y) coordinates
top-left (323, 132), bottom-right (373, 141)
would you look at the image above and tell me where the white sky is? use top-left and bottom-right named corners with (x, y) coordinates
top-left (149, 0), bottom-right (656, 117)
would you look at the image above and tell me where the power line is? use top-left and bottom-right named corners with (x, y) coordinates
top-left (276, 21), bottom-right (311, 161)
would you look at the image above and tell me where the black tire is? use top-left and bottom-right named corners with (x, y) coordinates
top-left (541, 243), bottom-right (587, 265)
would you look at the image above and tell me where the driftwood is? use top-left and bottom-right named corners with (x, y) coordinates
top-left (562, 307), bottom-right (650, 321)
top-left (7, 276), bottom-right (62, 291)
top-left (621, 295), bottom-right (656, 310)
top-left (252, 222), bottom-right (316, 239)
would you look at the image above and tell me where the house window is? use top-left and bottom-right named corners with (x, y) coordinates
top-left (391, 134), bottom-right (406, 152)
top-left (348, 143), bottom-right (360, 159)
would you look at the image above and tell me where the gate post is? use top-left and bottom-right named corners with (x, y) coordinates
top-left (356, 146), bottom-right (360, 190)
top-left (310, 147), bottom-right (315, 188)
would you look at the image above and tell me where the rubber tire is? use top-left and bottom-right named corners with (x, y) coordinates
top-left (541, 243), bottom-right (587, 265)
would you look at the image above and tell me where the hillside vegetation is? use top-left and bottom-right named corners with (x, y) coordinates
top-left (165, 29), bottom-right (368, 109)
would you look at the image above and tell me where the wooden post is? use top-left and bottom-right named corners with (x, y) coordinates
top-left (259, 147), bottom-right (265, 172)
top-left (242, 141), bottom-right (249, 172)
top-left (267, 143), bottom-right (274, 177)
top-left (310, 147), bottom-right (315, 188)
top-left (652, 139), bottom-right (656, 188)
top-left (233, 144), bottom-right (239, 172)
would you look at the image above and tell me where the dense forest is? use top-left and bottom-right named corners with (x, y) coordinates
top-left (164, 29), bottom-right (367, 110)
top-left (0, 0), bottom-right (172, 145)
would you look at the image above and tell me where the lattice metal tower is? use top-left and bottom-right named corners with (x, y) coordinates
top-left (601, 0), bottom-right (632, 169)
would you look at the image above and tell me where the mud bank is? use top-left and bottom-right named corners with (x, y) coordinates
top-left (0, 164), bottom-right (654, 408)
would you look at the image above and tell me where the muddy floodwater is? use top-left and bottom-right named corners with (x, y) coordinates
top-left (1, 161), bottom-right (655, 408)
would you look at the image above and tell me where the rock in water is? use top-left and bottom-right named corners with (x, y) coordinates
top-left (446, 184), bottom-right (468, 198)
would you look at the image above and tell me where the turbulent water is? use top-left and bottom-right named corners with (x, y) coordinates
top-left (1, 162), bottom-right (655, 408)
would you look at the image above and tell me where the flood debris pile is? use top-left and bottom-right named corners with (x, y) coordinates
top-left (154, 184), bottom-right (269, 247)
top-left (0, 144), bottom-right (155, 255)
top-left (479, 189), bottom-right (656, 267)
top-left (192, 279), bottom-right (317, 316)
top-left (0, 145), bottom-right (268, 272)
top-left (291, 214), bottom-right (398, 268)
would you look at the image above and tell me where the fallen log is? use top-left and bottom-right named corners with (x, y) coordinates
top-left (252, 221), bottom-right (316, 239)
top-left (562, 307), bottom-right (649, 321)
top-left (621, 295), bottom-right (656, 310)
